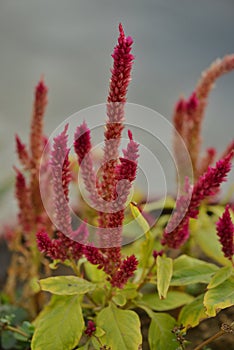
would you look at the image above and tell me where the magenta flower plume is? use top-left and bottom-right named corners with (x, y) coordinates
top-left (85, 321), bottom-right (96, 337)
top-left (50, 124), bottom-right (72, 236)
top-left (101, 23), bottom-right (134, 202)
top-left (161, 178), bottom-right (192, 249)
top-left (172, 55), bottom-right (234, 180)
top-left (216, 205), bottom-right (234, 261)
top-left (220, 139), bottom-right (234, 160)
top-left (83, 245), bottom-right (106, 269)
top-left (108, 23), bottom-right (134, 104)
top-left (14, 168), bottom-right (34, 234)
top-left (162, 152), bottom-right (233, 249)
top-left (74, 122), bottom-right (100, 208)
top-left (195, 55), bottom-right (234, 123)
top-left (189, 151), bottom-right (233, 218)
top-left (173, 97), bottom-right (187, 137)
top-left (30, 78), bottom-right (48, 165)
top-left (74, 121), bottom-right (92, 163)
top-left (111, 255), bottom-right (138, 288)
top-left (15, 169), bottom-right (32, 232)
top-left (198, 147), bottom-right (216, 177)
top-left (36, 228), bottom-right (84, 262)
top-left (15, 135), bottom-right (30, 170)
top-left (101, 131), bottom-right (139, 248)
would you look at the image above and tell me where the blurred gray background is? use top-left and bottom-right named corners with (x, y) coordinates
top-left (0, 0), bottom-right (233, 220)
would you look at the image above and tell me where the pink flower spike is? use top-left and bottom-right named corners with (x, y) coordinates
top-left (122, 130), bottom-right (139, 162)
top-left (172, 97), bottom-right (190, 182)
top-left (161, 178), bottom-right (192, 249)
top-left (50, 124), bottom-right (72, 236)
top-left (36, 230), bottom-right (52, 254)
top-left (216, 205), bottom-right (234, 261)
top-left (30, 78), bottom-right (48, 164)
top-left (85, 320), bottom-right (96, 337)
top-left (162, 150), bottom-right (233, 249)
top-left (100, 23), bottom-right (134, 203)
top-left (83, 245), bottom-right (106, 269)
top-left (219, 139), bottom-right (234, 161)
top-left (74, 122), bottom-right (101, 208)
top-left (15, 135), bottom-right (30, 169)
top-left (186, 92), bottom-right (199, 117)
top-left (189, 151), bottom-right (233, 219)
top-left (111, 255), bottom-right (138, 288)
top-left (74, 122), bottom-right (92, 164)
top-left (14, 168), bottom-right (34, 234)
top-left (198, 147), bottom-right (217, 177)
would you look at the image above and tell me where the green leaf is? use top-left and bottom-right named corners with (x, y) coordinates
top-left (96, 302), bottom-right (142, 350)
top-left (170, 255), bottom-right (218, 286)
top-left (121, 283), bottom-right (139, 300)
top-left (31, 295), bottom-right (84, 350)
top-left (84, 262), bottom-right (106, 282)
top-left (208, 266), bottom-right (233, 289)
top-left (1, 331), bottom-right (17, 350)
top-left (156, 255), bottom-right (173, 299)
top-left (204, 277), bottom-right (234, 316)
top-left (130, 203), bottom-right (150, 233)
top-left (139, 291), bottom-right (194, 311)
top-left (193, 210), bottom-right (231, 266)
top-left (178, 294), bottom-right (207, 329)
top-left (78, 342), bottom-right (90, 350)
top-left (95, 326), bottom-right (105, 338)
top-left (148, 312), bottom-right (178, 350)
top-left (130, 203), bottom-right (154, 268)
top-left (112, 294), bottom-right (127, 306)
top-left (39, 276), bottom-right (96, 295)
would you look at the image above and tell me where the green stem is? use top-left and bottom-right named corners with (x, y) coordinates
top-left (4, 325), bottom-right (29, 338)
top-left (70, 259), bottom-right (80, 276)
top-left (136, 260), bottom-right (156, 291)
top-left (85, 293), bottom-right (98, 307)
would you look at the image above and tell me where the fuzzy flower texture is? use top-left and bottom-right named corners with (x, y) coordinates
top-left (36, 24), bottom-right (138, 289)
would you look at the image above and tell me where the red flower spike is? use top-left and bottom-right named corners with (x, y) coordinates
top-left (216, 205), bottom-right (234, 261)
top-left (111, 255), bottom-right (138, 288)
top-left (101, 23), bottom-right (134, 203)
top-left (162, 152), bottom-right (233, 249)
top-left (189, 151), bottom-right (233, 219)
top-left (15, 135), bottom-right (30, 169)
top-left (74, 122), bottom-right (100, 208)
top-left (186, 92), bottom-right (199, 117)
top-left (198, 147), bottom-right (217, 177)
top-left (50, 124), bottom-right (72, 236)
top-left (219, 139), bottom-right (234, 161)
top-left (30, 78), bottom-right (48, 165)
top-left (85, 320), bottom-right (96, 337)
top-left (14, 168), bottom-right (34, 234)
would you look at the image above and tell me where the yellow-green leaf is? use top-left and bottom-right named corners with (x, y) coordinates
top-left (96, 302), bottom-right (142, 350)
top-left (204, 277), bottom-right (234, 316)
top-left (32, 295), bottom-right (84, 350)
top-left (208, 266), bottom-right (233, 289)
top-left (130, 203), bottom-right (154, 268)
top-left (193, 210), bottom-right (231, 266)
top-left (170, 255), bottom-right (218, 286)
top-left (112, 293), bottom-right (127, 306)
top-left (178, 294), bottom-right (207, 329)
top-left (148, 312), bottom-right (178, 350)
top-left (39, 276), bottom-right (95, 295)
top-left (84, 262), bottom-right (106, 282)
top-left (156, 255), bottom-right (173, 299)
top-left (139, 291), bottom-right (194, 311)
top-left (130, 203), bottom-right (150, 234)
